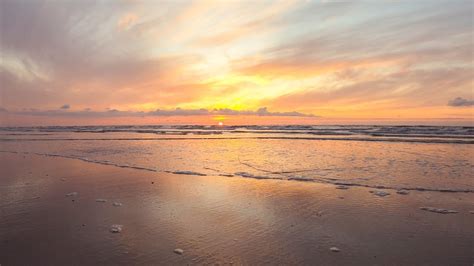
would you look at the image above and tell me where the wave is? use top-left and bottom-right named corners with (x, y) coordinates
top-left (1, 125), bottom-right (473, 135)
top-left (1, 150), bottom-right (472, 194)
top-left (2, 125), bottom-right (473, 144)
top-left (1, 136), bottom-right (473, 144)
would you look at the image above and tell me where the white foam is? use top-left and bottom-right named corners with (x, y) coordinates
top-left (370, 190), bottom-right (390, 197)
top-left (113, 202), bottom-right (123, 207)
top-left (420, 207), bottom-right (458, 214)
top-left (65, 192), bottom-right (78, 197)
top-left (330, 247), bottom-right (340, 252)
top-left (396, 189), bottom-right (409, 195)
top-left (2, 125), bottom-right (474, 144)
top-left (234, 172), bottom-right (272, 179)
top-left (110, 224), bottom-right (123, 233)
top-left (171, 170), bottom-right (206, 176)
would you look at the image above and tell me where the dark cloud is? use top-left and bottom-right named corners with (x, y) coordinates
top-left (60, 104), bottom-right (70, 109)
top-left (448, 97), bottom-right (474, 107)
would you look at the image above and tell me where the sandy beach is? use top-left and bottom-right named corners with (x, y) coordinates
top-left (2, 0), bottom-right (474, 264)
top-left (1, 152), bottom-right (473, 265)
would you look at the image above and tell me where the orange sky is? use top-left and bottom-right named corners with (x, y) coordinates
top-left (0, 0), bottom-right (473, 126)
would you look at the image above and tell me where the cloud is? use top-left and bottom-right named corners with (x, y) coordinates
top-left (266, 67), bottom-right (473, 110)
top-left (0, 0), bottom-right (472, 124)
top-left (3, 107), bottom-right (316, 118)
top-left (60, 104), bottom-right (70, 109)
top-left (448, 97), bottom-right (474, 107)
top-left (195, 0), bottom-right (298, 46)
top-left (233, 3), bottom-right (473, 80)
top-left (117, 13), bottom-right (139, 31)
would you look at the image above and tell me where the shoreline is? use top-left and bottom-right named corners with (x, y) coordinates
top-left (1, 150), bottom-right (473, 194)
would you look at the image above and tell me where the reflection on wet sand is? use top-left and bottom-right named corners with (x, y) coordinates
top-left (1, 153), bottom-right (473, 265)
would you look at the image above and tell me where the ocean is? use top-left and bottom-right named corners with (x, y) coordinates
top-left (1, 125), bottom-right (473, 194)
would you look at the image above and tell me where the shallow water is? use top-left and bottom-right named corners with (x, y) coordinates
top-left (1, 125), bottom-right (473, 192)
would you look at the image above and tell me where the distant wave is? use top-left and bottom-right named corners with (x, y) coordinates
top-left (1, 125), bottom-right (473, 135)
top-left (0, 136), bottom-right (472, 144)
top-left (1, 125), bottom-right (473, 144)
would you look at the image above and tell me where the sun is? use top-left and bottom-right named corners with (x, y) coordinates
top-left (218, 121), bottom-right (224, 126)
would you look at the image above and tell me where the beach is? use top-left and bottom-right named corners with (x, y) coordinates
top-left (1, 152), bottom-right (473, 265)
top-left (2, 0), bottom-right (474, 264)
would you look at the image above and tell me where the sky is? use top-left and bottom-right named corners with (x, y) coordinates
top-left (0, 0), bottom-right (473, 126)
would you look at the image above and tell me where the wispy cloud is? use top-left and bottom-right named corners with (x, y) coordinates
top-left (117, 13), bottom-right (139, 31)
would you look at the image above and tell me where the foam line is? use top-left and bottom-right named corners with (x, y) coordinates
top-left (1, 150), bottom-right (472, 194)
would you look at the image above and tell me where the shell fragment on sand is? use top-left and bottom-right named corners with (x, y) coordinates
top-left (330, 247), bottom-right (340, 252)
top-left (110, 224), bottom-right (123, 233)
top-left (370, 190), bottom-right (390, 197)
top-left (173, 248), bottom-right (184, 255)
top-left (96, 199), bottom-right (107, 202)
top-left (420, 207), bottom-right (458, 214)
top-left (65, 192), bottom-right (78, 197)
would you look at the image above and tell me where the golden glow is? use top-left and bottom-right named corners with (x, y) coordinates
top-left (1, 1), bottom-right (472, 126)
top-left (205, 74), bottom-right (269, 87)
top-left (213, 116), bottom-right (226, 122)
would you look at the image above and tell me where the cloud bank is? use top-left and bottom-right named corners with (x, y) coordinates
top-left (2, 107), bottom-right (316, 118)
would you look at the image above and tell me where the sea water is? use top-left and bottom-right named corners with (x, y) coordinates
top-left (0, 125), bottom-right (472, 193)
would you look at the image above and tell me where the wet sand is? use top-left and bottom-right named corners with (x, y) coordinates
top-left (1, 153), bottom-right (473, 265)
